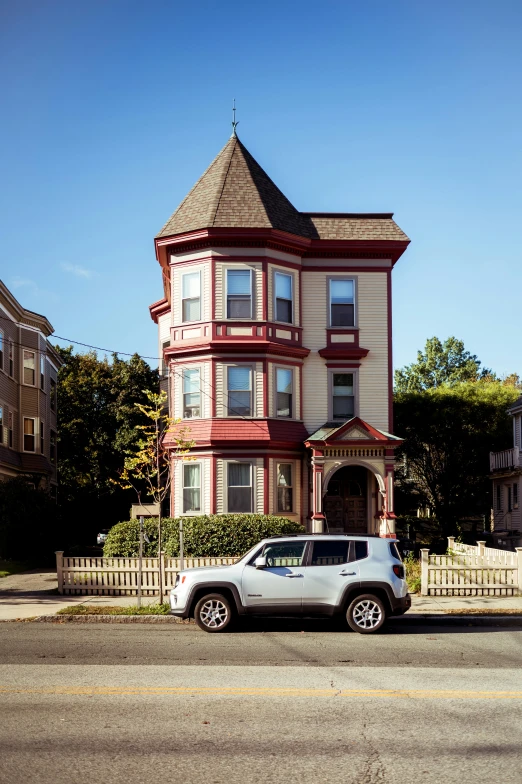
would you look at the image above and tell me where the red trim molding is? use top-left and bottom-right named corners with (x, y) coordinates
top-left (318, 347), bottom-right (369, 360)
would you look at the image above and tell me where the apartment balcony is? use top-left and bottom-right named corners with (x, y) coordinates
top-left (490, 446), bottom-right (522, 473)
top-left (169, 320), bottom-right (309, 359)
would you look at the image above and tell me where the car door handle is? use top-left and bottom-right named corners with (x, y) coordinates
top-left (285, 573), bottom-right (304, 578)
top-left (339, 571), bottom-right (356, 576)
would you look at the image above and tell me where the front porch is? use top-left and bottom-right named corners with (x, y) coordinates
top-left (304, 417), bottom-right (402, 538)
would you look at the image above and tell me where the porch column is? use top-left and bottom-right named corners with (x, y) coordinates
top-left (311, 451), bottom-right (326, 533)
top-left (379, 463), bottom-right (396, 538)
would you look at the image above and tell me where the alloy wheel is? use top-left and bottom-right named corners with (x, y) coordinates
top-left (199, 599), bottom-right (229, 629)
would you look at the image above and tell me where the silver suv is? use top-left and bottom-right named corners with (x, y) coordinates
top-left (170, 535), bottom-right (411, 634)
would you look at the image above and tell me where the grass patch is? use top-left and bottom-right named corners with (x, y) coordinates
top-left (0, 560), bottom-right (36, 578)
top-left (56, 603), bottom-right (171, 616)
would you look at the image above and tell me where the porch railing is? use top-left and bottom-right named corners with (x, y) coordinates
top-left (490, 446), bottom-right (521, 472)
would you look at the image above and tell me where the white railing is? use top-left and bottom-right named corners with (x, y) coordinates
top-left (421, 539), bottom-right (522, 596)
top-left (490, 446), bottom-right (520, 472)
top-left (55, 552), bottom-right (237, 596)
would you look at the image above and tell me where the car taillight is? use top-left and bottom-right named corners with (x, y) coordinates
top-left (393, 564), bottom-right (405, 579)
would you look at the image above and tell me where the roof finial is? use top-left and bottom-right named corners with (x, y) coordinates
top-left (232, 98), bottom-right (239, 136)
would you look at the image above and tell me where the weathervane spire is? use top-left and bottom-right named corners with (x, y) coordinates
top-left (232, 98), bottom-right (239, 136)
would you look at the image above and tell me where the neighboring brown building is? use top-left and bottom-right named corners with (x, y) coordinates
top-left (0, 280), bottom-right (61, 494)
top-left (490, 395), bottom-right (522, 543)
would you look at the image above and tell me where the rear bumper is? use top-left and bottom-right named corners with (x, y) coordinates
top-left (389, 593), bottom-right (411, 616)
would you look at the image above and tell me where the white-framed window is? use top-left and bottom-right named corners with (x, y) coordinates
top-left (227, 366), bottom-right (252, 416)
top-left (329, 279), bottom-right (355, 327)
top-left (40, 420), bottom-right (44, 455)
top-left (23, 417), bottom-right (36, 452)
top-left (227, 462), bottom-right (252, 512)
top-left (276, 463), bottom-right (293, 513)
top-left (0, 330), bottom-right (3, 371)
top-left (181, 270), bottom-right (201, 322)
top-left (227, 269), bottom-right (252, 318)
top-left (276, 367), bottom-right (293, 418)
top-left (40, 354), bottom-right (45, 389)
top-left (8, 339), bottom-right (13, 377)
top-left (183, 462), bottom-right (201, 513)
top-left (275, 272), bottom-right (293, 323)
top-left (331, 372), bottom-right (355, 420)
top-left (183, 367), bottom-right (201, 418)
top-left (23, 350), bottom-right (36, 386)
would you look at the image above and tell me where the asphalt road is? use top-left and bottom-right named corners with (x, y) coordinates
top-left (1, 621), bottom-right (522, 784)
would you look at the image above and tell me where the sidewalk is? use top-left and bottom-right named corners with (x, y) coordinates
top-left (2, 569), bottom-right (522, 621)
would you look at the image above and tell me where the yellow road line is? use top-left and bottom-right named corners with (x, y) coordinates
top-left (1, 686), bottom-right (522, 699)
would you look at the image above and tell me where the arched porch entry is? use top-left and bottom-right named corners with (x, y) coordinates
top-left (322, 463), bottom-right (384, 535)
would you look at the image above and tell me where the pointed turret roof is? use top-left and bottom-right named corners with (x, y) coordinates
top-left (157, 135), bottom-right (313, 239)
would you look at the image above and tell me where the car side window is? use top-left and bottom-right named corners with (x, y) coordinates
top-left (310, 540), bottom-right (349, 566)
top-left (348, 540), bottom-right (369, 561)
top-left (262, 542), bottom-right (306, 567)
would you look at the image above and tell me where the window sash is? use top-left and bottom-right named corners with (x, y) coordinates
top-left (330, 279), bottom-right (355, 327)
top-left (181, 271), bottom-right (201, 322)
top-left (23, 418), bottom-right (35, 452)
top-left (183, 368), bottom-right (201, 418)
top-left (23, 351), bottom-right (35, 385)
top-left (332, 373), bottom-right (355, 419)
top-left (227, 463), bottom-right (252, 513)
top-left (276, 368), bottom-right (292, 418)
top-left (227, 270), bottom-right (252, 318)
top-left (183, 463), bottom-right (201, 512)
top-left (40, 355), bottom-right (45, 389)
top-left (277, 463), bottom-right (293, 512)
top-left (275, 273), bottom-right (292, 323)
top-left (227, 367), bottom-right (252, 416)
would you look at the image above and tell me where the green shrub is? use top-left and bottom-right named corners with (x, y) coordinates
top-left (103, 515), bottom-right (305, 558)
top-left (404, 552), bottom-right (421, 594)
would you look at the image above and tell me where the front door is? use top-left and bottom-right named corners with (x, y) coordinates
top-left (324, 466), bottom-right (368, 534)
top-left (241, 540), bottom-right (307, 611)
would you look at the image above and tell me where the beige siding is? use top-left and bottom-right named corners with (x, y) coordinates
top-left (267, 363), bottom-right (274, 417)
top-left (216, 459), bottom-right (224, 513)
top-left (158, 313), bottom-right (171, 343)
top-left (171, 365), bottom-right (182, 419)
top-left (255, 362), bottom-right (263, 417)
top-left (268, 458), bottom-right (275, 514)
top-left (203, 457), bottom-right (211, 514)
top-left (358, 273), bottom-right (389, 431)
top-left (215, 363), bottom-right (225, 417)
top-left (295, 365), bottom-right (301, 419)
top-left (215, 261), bottom-right (262, 320)
top-left (268, 264), bottom-right (300, 326)
top-left (255, 457), bottom-right (264, 513)
top-left (301, 271), bottom-right (389, 433)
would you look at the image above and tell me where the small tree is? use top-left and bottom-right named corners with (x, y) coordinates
top-left (118, 390), bottom-right (194, 601)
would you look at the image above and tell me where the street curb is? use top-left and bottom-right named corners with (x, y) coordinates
top-left (1, 613), bottom-right (522, 626)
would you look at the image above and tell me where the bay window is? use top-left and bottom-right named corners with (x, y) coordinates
top-left (276, 367), bottom-right (292, 418)
top-left (183, 463), bottom-right (201, 513)
top-left (227, 463), bottom-right (252, 512)
top-left (332, 373), bottom-right (355, 420)
top-left (183, 368), bottom-right (201, 418)
top-left (182, 270), bottom-right (201, 322)
top-left (227, 366), bottom-right (252, 416)
top-left (330, 279), bottom-right (355, 327)
top-left (227, 269), bottom-right (252, 318)
top-left (275, 272), bottom-right (292, 323)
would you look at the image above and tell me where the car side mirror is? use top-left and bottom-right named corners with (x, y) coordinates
top-left (254, 556), bottom-right (267, 569)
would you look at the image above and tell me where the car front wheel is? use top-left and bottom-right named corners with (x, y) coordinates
top-left (346, 594), bottom-right (386, 634)
top-left (194, 593), bottom-right (234, 633)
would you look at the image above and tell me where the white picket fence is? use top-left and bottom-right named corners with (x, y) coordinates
top-left (421, 539), bottom-right (522, 596)
top-left (55, 551), bottom-right (236, 596)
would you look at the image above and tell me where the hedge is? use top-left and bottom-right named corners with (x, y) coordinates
top-left (103, 515), bottom-right (305, 558)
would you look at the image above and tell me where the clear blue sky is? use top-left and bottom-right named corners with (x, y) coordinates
top-left (1, 0), bottom-right (521, 376)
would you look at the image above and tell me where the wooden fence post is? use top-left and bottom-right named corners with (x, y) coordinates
top-left (55, 551), bottom-right (64, 595)
top-left (477, 541), bottom-right (486, 557)
top-left (447, 537), bottom-right (455, 552)
top-left (516, 548), bottom-right (522, 596)
top-left (420, 549), bottom-right (430, 595)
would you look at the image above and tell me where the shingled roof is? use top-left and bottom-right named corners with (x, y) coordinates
top-left (157, 136), bottom-right (409, 244)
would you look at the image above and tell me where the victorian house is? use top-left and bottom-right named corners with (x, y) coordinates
top-left (150, 134), bottom-right (409, 536)
top-left (0, 280), bottom-right (61, 494)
